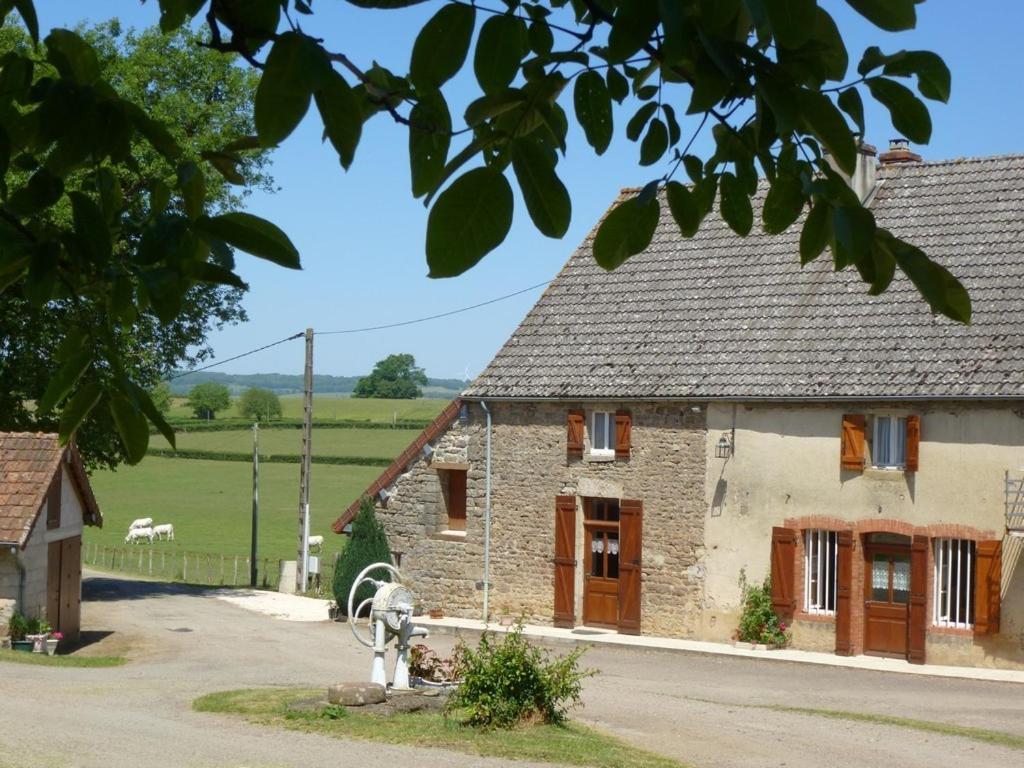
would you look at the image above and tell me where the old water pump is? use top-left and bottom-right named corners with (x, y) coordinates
top-left (347, 562), bottom-right (428, 689)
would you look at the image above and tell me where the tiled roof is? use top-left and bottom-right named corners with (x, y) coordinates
top-left (331, 400), bottom-right (462, 533)
top-left (464, 155), bottom-right (1024, 400)
top-left (0, 432), bottom-right (101, 546)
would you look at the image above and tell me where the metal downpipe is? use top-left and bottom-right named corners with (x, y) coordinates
top-left (480, 401), bottom-right (492, 624)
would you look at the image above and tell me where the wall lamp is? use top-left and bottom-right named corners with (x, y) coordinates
top-left (715, 433), bottom-right (733, 459)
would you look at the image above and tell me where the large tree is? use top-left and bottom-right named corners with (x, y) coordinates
top-left (0, 1), bottom-right (960, 462)
top-left (353, 353), bottom-right (428, 399)
top-left (238, 386), bottom-right (282, 420)
top-left (187, 381), bottom-right (231, 419)
top-left (0, 20), bottom-right (275, 469)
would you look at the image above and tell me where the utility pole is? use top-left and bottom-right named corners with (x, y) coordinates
top-left (250, 422), bottom-right (259, 588)
top-left (296, 327), bottom-right (313, 593)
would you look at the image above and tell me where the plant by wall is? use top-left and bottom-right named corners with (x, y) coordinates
top-left (7, 611), bottom-right (28, 641)
top-left (736, 571), bottom-right (790, 647)
top-left (447, 625), bottom-right (591, 728)
top-left (331, 496), bottom-right (392, 614)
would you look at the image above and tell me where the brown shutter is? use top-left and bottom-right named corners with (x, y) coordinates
top-left (46, 468), bottom-right (62, 529)
top-left (447, 470), bottom-right (467, 531)
top-left (904, 415), bottom-right (921, 472)
top-left (47, 540), bottom-right (62, 629)
top-left (566, 410), bottom-right (584, 458)
top-left (975, 540), bottom-right (1002, 636)
top-left (553, 496), bottom-right (576, 628)
top-left (908, 535), bottom-right (928, 664)
top-left (769, 527), bottom-right (796, 621)
top-left (59, 536), bottom-right (82, 643)
top-left (614, 411), bottom-right (632, 459)
top-left (618, 499), bottom-right (643, 635)
top-left (834, 530), bottom-right (854, 655)
top-left (840, 415), bottom-right (866, 471)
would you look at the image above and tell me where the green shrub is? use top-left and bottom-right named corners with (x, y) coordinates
top-left (7, 611), bottom-right (28, 641)
top-left (331, 496), bottom-right (392, 614)
top-left (736, 571), bottom-right (790, 647)
top-left (447, 625), bottom-right (591, 728)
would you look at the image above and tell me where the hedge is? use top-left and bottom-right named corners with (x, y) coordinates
top-left (146, 448), bottom-right (392, 467)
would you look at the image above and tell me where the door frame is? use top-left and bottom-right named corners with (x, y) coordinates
top-left (582, 499), bottom-right (620, 629)
top-left (862, 538), bottom-right (911, 659)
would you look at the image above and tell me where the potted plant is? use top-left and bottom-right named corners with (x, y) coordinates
top-left (8, 611), bottom-right (32, 653)
top-left (26, 618), bottom-right (51, 653)
top-left (45, 631), bottom-right (62, 656)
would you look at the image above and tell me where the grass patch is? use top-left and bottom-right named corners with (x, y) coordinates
top-left (194, 688), bottom-right (686, 768)
top-left (0, 649), bottom-right (126, 667)
top-left (150, 427), bottom-right (420, 460)
top-left (166, 396), bottom-right (449, 423)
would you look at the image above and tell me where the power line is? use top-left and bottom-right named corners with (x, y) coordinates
top-left (167, 332), bottom-right (304, 380)
top-left (316, 279), bottom-right (552, 335)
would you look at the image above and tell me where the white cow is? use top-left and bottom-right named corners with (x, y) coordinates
top-left (153, 523), bottom-right (175, 541)
top-left (125, 527), bottom-right (153, 544)
top-left (307, 535), bottom-right (324, 551)
top-left (128, 517), bottom-right (153, 531)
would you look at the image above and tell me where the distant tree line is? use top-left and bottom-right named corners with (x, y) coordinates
top-left (167, 369), bottom-right (467, 397)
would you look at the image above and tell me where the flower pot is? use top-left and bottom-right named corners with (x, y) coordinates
top-left (428, 609), bottom-right (443, 619)
top-left (26, 633), bottom-right (47, 653)
top-left (11, 640), bottom-right (34, 653)
top-left (45, 638), bottom-right (59, 656)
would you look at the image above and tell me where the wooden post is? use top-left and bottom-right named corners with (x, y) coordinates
top-left (296, 327), bottom-right (313, 593)
top-left (183, 553), bottom-right (188, 582)
top-left (251, 422), bottom-right (260, 587)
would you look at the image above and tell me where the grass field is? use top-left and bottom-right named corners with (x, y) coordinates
top-left (166, 395), bottom-right (450, 423)
top-left (152, 427), bottom-right (421, 459)
top-left (87, 457), bottom-right (380, 563)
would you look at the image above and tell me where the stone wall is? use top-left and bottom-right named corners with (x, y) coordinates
top-left (370, 401), bottom-right (708, 636)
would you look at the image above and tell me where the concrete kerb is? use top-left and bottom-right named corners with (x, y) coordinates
top-left (413, 616), bottom-right (1024, 685)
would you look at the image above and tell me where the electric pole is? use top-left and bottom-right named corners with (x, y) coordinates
top-left (296, 327), bottom-right (313, 592)
top-left (250, 422), bottom-right (259, 588)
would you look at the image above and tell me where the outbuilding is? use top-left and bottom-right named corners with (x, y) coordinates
top-left (0, 433), bottom-right (102, 643)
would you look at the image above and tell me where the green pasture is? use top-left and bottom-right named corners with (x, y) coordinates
top-left (166, 395), bottom-right (449, 423)
top-left (86, 457), bottom-right (380, 562)
top-left (152, 427), bottom-right (420, 459)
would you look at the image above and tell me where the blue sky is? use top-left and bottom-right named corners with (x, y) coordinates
top-left (40, 1), bottom-right (1024, 380)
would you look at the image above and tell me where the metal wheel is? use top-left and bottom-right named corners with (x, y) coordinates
top-left (347, 562), bottom-right (403, 647)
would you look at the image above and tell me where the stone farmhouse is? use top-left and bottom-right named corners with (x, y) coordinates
top-left (334, 144), bottom-right (1024, 670)
top-left (0, 433), bottom-right (102, 643)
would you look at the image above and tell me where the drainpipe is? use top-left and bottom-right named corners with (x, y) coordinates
top-left (480, 401), bottom-right (493, 624)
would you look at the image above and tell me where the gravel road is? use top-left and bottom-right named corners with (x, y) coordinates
top-left (1, 572), bottom-right (1022, 768)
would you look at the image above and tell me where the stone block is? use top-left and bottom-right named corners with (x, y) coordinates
top-left (327, 682), bottom-right (386, 707)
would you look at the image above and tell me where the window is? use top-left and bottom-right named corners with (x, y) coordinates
top-left (585, 499), bottom-right (620, 579)
top-left (804, 530), bottom-right (837, 615)
top-left (442, 469), bottom-right (467, 531)
top-left (590, 412), bottom-right (614, 456)
top-left (872, 415), bottom-right (907, 468)
top-left (934, 539), bottom-right (975, 628)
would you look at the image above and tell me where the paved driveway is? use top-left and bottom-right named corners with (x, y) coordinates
top-left (2, 572), bottom-right (1022, 768)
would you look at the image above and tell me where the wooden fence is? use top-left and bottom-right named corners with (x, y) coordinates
top-left (82, 542), bottom-right (339, 597)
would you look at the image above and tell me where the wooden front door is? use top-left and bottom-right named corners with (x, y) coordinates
top-left (583, 499), bottom-right (620, 628)
top-left (864, 537), bottom-right (911, 658)
top-left (46, 535), bottom-right (82, 643)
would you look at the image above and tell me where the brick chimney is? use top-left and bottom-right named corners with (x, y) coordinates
top-left (879, 137), bottom-right (922, 166)
top-left (827, 140), bottom-right (878, 203)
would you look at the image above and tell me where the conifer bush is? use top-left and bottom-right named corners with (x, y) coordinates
top-left (332, 497), bottom-right (393, 615)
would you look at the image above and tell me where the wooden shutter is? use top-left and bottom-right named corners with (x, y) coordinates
top-left (975, 540), bottom-right (1002, 636)
top-left (46, 468), bottom-right (62, 529)
top-left (59, 536), bottom-right (82, 643)
top-left (840, 415), bottom-right (866, 471)
top-left (553, 496), bottom-right (576, 628)
top-left (614, 411), bottom-right (631, 459)
top-left (769, 527), bottom-right (796, 621)
top-left (46, 540), bottom-right (62, 629)
top-left (566, 411), bottom-right (584, 459)
top-left (447, 470), bottom-right (467, 531)
top-left (618, 499), bottom-right (643, 635)
top-left (908, 535), bottom-right (928, 664)
top-left (904, 415), bottom-right (921, 472)
top-left (834, 530), bottom-right (854, 655)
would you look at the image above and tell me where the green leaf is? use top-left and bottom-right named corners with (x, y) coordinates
top-left (58, 381), bottom-right (102, 441)
top-left (606, 67), bottom-right (629, 103)
top-left (109, 391), bottom-right (150, 465)
top-left (881, 230), bottom-right (970, 322)
top-left (866, 76), bottom-right (931, 144)
top-left (39, 348), bottom-right (92, 414)
top-left (7, 167), bottom-right (63, 215)
top-left (69, 192), bottom-right (112, 263)
top-left (718, 173), bottom-right (752, 236)
top-left (315, 71), bottom-right (363, 170)
top-left (666, 181), bottom-right (704, 238)
top-left (177, 162), bottom-right (205, 220)
top-left (409, 94), bottom-right (451, 198)
top-left (858, 233), bottom-right (897, 295)
top-left (796, 90), bottom-right (856, 175)
top-left (13, 0), bottom-right (37, 44)
top-left (831, 204), bottom-right (876, 269)
top-left (574, 71), bottom-right (613, 156)
top-left (344, 0), bottom-right (431, 6)
top-left (195, 212), bottom-right (301, 269)
top-left (510, 138), bottom-right (571, 239)
top-left (593, 196), bottom-right (660, 270)
top-left (255, 32), bottom-right (327, 146)
top-left (837, 88), bottom-right (865, 136)
top-left (626, 102), bottom-right (658, 141)
top-left (44, 29), bottom-right (100, 84)
top-left (639, 118), bottom-right (668, 166)
top-left (762, 175), bottom-right (805, 234)
top-left (474, 14), bottom-right (524, 94)
top-left (126, 104), bottom-right (182, 160)
top-left (426, 167), bottom-right (513, 277)
top-left (607, 0), bottom-right (660, 63)
top-left (883, 50), bottom-right (951, 103)
top-left (799, 200), bottom-right (831, 264)
top-left (527, 19), bottom-right (554, 56)
top-left (134, 383), bottom-right (176, 449)
top-left (763, 0), bottom-right (817, 49)
top-left (845, 0), bottom-right (917, 32)
top-left (464, 89), bottom-right (526, 126)
top-left (23, 240), bottom-right (57, 307)
top-left (202, 150), bottom-right (246, 185)
top-left (410, 3), bottom-right (475, 90)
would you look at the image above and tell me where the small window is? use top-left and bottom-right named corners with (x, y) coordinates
top-left (872, 415), bottom-right (907, 469)
top-left (590, 412), bottom-right (614, 456)
top-left (443, 469), bottom-right (467, 531)
top-left (804, 530), bottom-right (837, 615)
top-left (934, 539), bottom-right (975, 628)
